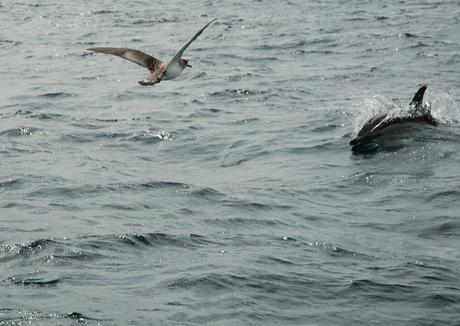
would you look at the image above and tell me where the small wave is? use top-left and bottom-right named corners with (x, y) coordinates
top-left (344, 17), bottom-right (367, 21)
top-left (259, 255), bottom-right (295, 266)
top-left (205, 217), bottom-right (288, 229)
top-left (0, 39), bottom-right (22, 46)
top-left (140, 180), bottom-right (190, 189)
top-left (58, 131), bottom-right (130, 144)
top-left (233, 117), bottom-right (259, 125)
top-left (108, 232), bottom-right (216, 250)
top-left (91, 10), bottom-right (118, 15)
top-left (38, 92), bottom-right (74, 98)
top-left (7, 277), bottom-right (60, 287)
top-left (190, 187), bottom-right (226, 201)
top-left (423, 293), bottom-right (460, 305)
top-left (418, 221), bottom-right (460, 239)
top-left (0, 127), bottom-right (40, 137)
top-left (209, 88), bottom-right (268, 97)
top-left (0, 178), bottom-right (23, 189)
top-left (346, 279), bottom-right (415, 294)
top-left (132, 17), bottom-right (175, 25)
top-left (0, 308), bottom-right (98, 324)
top-left (124, 129), bottom-right (172, 143)
top-left (427, 190), bottom-right (460, 203)
top-left (166, 273), bottom-right (234, 292)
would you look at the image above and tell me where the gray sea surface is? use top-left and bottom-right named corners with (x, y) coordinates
top-left (1, 0), bottom-right (460, 325)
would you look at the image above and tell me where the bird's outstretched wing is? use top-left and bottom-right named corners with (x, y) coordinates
top-left (87, 47), bottom-right (163, 73)
top-left (167, 18), bottom-right (217, 66)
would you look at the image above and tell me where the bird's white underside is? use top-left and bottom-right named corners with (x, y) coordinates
top-left (164, 60), bottom-right (185, 80)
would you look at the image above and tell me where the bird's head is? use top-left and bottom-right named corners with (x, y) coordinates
top-left (180, 59), bottom-right (192, 68)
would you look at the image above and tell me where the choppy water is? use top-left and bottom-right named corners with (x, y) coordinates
top-left (1, 0), bottom-right (460, 325)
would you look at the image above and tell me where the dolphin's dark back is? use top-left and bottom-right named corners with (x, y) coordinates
top-left (350, 85), bottom-right (436, 147)
top-left (349, 112), bottom-right (387, 146)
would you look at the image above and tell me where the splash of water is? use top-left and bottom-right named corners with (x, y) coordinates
top-left (353, 89), bottom-right (458, 136)
top-left (427, 88), bottom-right (458, 123)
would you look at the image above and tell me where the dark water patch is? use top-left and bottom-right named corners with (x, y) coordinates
top-left (38, 92), bottom-right (74, 98)
top-left (311, 123), bottom-right (341, 132)
top-left (115, 232), bottom-right (214, 250)
top-left (91, 10), bottom-right (118, 15)
top-left (418, 221), bottom-right (460, 239)
top-left (345, 279), bottom-right (416, 297)
top-left (404, 32), bottom-right (419, 38)
top-left (140, 180), bottom-right (191, 190)
top-left (191, 72), bottom-right (207, 80)
top-left (204, 216), bottom-right (288, 229)
top-left (293, 49), bottom-right (337, 55)
top-left (0, 39), bottom-right (22, 46)
top-left (94, 118), bottom-right (124, 123)
top-left (82, 232), bottom-right (216, 253)
top-left (59, 131), bottom-right (131, 144)
top-left (426, 190), bottom-right (460, 204)
top-left (79, 51), bottom-right (96, 57)
top-left (344, 17), bottom-right (367, 21)
top-left (190, 186), bottom-right (226, 202)
top-left (220, 149), bottom-right (271, 167)
top-left (27, 184), bottom-right (115, 199)
top-left (80, 32), bottom-right (97, 39)
top-left (322, 244), bottom-right (370, 259)
top-left (257, 255), bottom-right (296, 266)
top-left (406, 42), bottom-right (431, 49)
top-left (9, 109), bottom-right (33, 117)
top-left (222, 198), bottom-right (293, 213)
top-left (423, 293), bottom-right (460, 306)
top-left (166, 273), bottom-right (234, 293)
top-left (243, 56), bottom-right (280, 62)
top-left (25, 180), bottom-right (194, 199)
top-left (233, 117), bottom-right (259, 125)
top-left (102, 203), bottom-right (137, 211)
top-left (259, 39), bottom-right (308, 51)
top-left (47, 201), bottom-right (81, 212)
top-left (28, 112), bottom-right (67, 121)
top-left (185, 107), bottom-right (228, 119)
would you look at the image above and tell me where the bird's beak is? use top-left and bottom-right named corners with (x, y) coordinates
top-left (186, 63), bottom-right (192, 68)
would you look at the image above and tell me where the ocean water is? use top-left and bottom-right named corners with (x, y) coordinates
top-left (1, 0), bottom-right (460, 325)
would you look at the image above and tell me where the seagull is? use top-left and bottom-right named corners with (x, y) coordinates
top-left (87, 18), bottom-right (217, 86)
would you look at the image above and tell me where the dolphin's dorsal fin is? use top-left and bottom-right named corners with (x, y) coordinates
top-left (409, 85), bottom-right (427, 109)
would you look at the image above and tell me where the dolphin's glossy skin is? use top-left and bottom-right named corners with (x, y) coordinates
top-left (350, 85), bottom-right (437, 147)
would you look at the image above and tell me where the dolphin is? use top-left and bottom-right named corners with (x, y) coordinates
top-left (350, 85), bottom-right (437, 147)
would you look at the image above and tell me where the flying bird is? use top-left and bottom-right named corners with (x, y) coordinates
top-left (87, 19), bottom-right (217, 86)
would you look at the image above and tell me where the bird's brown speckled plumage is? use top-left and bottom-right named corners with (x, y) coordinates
top-left (87, 19), bottom-right (216, 86)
